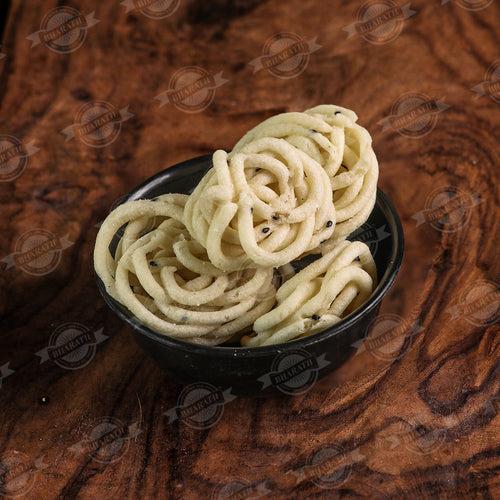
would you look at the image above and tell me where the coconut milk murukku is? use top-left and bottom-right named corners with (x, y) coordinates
top-left (241, 241), bottom-right (377, 347)
top-left (94, 194), bottom-right (276, 345)
top-left (232, 105), bottom-right (378, 247)
top-left (184, 139), bottom-right (336, 271)
top-left (94, 104), bottom-right (380, 347)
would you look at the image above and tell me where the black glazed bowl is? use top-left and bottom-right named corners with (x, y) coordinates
top-left (96, 155), bottom-right (404, 396)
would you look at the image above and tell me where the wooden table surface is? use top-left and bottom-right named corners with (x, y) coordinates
top-left (0, 0), bottom-right (498, 498)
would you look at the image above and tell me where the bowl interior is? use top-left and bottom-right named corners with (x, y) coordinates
top-left (97, 154), bottom-right (404, 355)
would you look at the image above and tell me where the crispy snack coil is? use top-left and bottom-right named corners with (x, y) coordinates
top-left (94, 194), bottom-right (276, 346)
top-left (241, 240), bottom-right (377, 347)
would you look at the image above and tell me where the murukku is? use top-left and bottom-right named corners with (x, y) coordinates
top-left (184, 138), bottom-right (336, 271)
top-left (94, 194), bottom-right (276, 345)
top-left (232, 105), bottom-right (378, 246)
top-left (241, 240), bottom-right (377, 347)
top-left (94, 104), bottom-right (381, 347)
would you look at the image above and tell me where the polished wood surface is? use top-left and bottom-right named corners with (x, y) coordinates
top-left (0, 0), bottom-right (498, 498)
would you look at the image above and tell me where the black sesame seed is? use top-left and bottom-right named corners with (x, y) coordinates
top-left (312, 314), bottom-right (320, 320)
top-left (149, 260), bottom-right (158, 267)
top-left (272, 215), bottom-right (279, 220)
top-left (326, 220), bottom-right (333, 228)
top-left (250, 208), bottom-right (253, 213)
top-left (311, 129), bottom-right (319, 133)
top-left (321, 239), bottom-right (327, 244)
top-left (335, 111), bottom-right (342, 115)
top-left (262, 227), bottom-right (270, 234)
top-left (255, 168), bottom-right (261, 172)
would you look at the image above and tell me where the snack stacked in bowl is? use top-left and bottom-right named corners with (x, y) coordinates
top-left (94, 105), bottom-right (379, 347)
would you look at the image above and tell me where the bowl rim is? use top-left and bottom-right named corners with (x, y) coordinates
top-left (95, 154), bottom-right (404, 358)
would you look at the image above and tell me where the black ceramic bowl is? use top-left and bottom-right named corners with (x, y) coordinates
top-left (96, 155), bottom-right (404, 396)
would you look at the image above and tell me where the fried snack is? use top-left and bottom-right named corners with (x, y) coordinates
top-left (184, 138), bottom-right (336, 271)
top-left (94, 104), bottom-right (381, 348)
top-left (241, 240), bottom-right (377, 347)
top-left (94, 194), bottom-right (276, 345)
top-left (232, 105), bottom-right (378, 247)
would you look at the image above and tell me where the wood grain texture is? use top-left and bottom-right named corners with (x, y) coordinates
top-left (0, 0), bottom-right (498, 498)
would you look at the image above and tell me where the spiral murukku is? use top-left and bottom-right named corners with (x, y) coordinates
top-left (241, 241), bottom-right (377, 347)
top-left (232, 105), bottom-right (378, 246)
top-left (94, 194), bottom-right (276, 345)
top-left (94, 104), bottom-right (381, 347)
top-left (184, 138), bottom-right (336, 271)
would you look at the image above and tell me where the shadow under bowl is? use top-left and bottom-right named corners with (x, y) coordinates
top-left (96, 155), bottom-right (404, 396)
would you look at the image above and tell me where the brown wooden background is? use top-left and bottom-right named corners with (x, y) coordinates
top-left (0, 0), bottom-right (499, 498)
